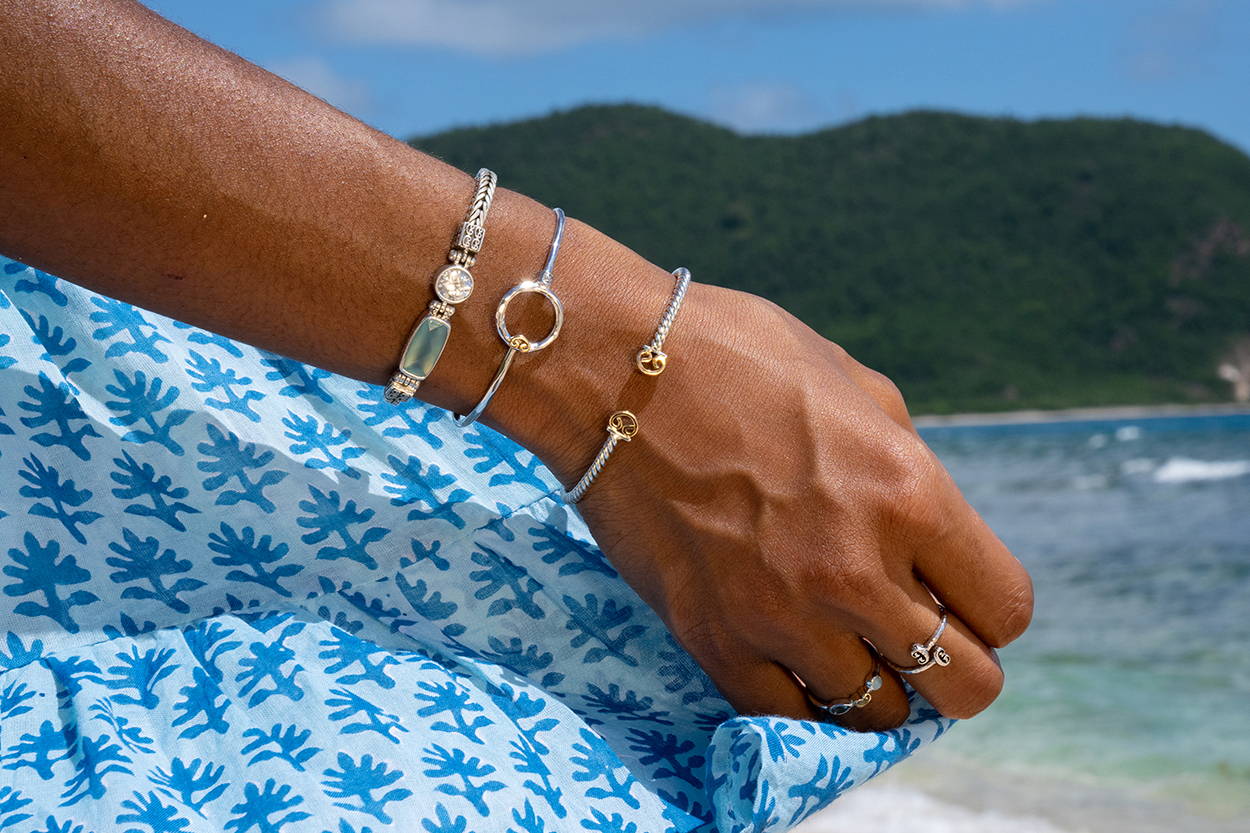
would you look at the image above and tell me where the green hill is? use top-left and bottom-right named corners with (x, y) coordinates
top-left (408, 104), bottom-right (1250, 414)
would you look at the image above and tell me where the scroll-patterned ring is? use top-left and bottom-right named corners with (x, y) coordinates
top-left (882, 607), bottom-right (952, 675)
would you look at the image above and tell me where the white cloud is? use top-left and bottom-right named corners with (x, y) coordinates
top-left (265, 56), bottom-right (374, 114)
top-left (710, 82), bottom-right (834, 133)
top-left (313, 0), bottom-right (1039, 56)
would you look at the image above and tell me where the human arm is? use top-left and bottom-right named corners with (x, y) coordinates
top-left (0, 0), bottom-right (1033, 730)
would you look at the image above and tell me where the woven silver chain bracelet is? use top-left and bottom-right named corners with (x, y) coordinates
top-left (384, 168), bottom-right (498, 405)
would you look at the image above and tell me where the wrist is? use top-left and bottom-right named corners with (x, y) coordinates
top-left (411, 180), bottom-right (678, 487)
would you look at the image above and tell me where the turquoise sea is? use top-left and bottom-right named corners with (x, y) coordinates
top-left (807, 412), bottom-right (1250, 833)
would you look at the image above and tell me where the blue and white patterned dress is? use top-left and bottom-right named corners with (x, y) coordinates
top-left (0, 254), bottom-right (950, 833)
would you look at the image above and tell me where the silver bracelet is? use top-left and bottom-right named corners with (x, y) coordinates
top-left (635, 267), bottom-right (690, 375)
top-left (560, 267), bottom-right (691, 504)
top-left (385, 168), bottom-right (498, 404)
top-left (454, 207), bottom-right (567, 427)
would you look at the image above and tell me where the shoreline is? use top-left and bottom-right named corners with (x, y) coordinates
top-left (798, 748), bottom-right (1250, 833)
top-left (912, 401), bottom-right (1250, 428)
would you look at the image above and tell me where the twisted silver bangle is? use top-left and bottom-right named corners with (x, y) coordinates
top-left (454, 208), bottom-right (567, 427)
top-left (560, 267), bottom-right (691, 504)
top-left (560, 411), bottom-right (638, 504)
top-left (635, 267), bottom-right (691, 375)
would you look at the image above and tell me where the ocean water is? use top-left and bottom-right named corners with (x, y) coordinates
top-left (803, 413), bottom-right (1250, 833)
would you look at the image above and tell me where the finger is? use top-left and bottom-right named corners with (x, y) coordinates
top-left (771, 628), bottom-right (911, 731)
top-left (912, 478), bottom-right (1034, 648)
top-left (856, 577), bottom-right (1004, 720)
top-left (692, 643), bottom-right (818, 720)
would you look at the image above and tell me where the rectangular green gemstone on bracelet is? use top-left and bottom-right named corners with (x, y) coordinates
top-left (398, 315), bottom-right (452, 380)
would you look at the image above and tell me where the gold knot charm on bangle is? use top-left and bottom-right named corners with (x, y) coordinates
top-left (607, 410), bottom-right (639, 441)
top-left (635, 345), bottom-right (668, 375)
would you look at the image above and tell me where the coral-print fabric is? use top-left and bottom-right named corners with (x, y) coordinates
top-left (0, 255), bottom-right (950, 833)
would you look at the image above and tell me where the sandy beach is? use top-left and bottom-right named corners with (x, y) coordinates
top-left (795, 750), bottom-right (1250, 833)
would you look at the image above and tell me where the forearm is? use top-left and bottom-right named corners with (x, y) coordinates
top-left (0, 0), bottom-right (677, 484)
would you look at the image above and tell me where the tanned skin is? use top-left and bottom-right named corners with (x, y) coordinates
top-left (0, 0), bottom-right (1032, 730)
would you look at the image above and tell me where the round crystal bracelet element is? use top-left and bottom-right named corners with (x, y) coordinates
top-left (454, 207), bottom-right (567, 427)
top-left (385, 167), bottom-right (497, 405)
top-left (433, 264), bottom-right (475, 304)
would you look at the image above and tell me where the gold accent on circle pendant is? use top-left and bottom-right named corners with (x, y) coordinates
top-left (636, 345), bottom-right (667, 375)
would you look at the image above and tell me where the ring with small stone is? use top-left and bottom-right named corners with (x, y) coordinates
top-left (789, 665), bottom-right (884, 717)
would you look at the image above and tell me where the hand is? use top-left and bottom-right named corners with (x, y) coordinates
top-left (572, 283), bottom-right (1034, 730)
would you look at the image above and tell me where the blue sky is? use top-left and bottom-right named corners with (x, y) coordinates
top-left (142, 0), bottom-right (1250, 151)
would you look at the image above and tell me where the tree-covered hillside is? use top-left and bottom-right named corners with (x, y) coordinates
top-left (410, 104), bottom-right (1250, 413)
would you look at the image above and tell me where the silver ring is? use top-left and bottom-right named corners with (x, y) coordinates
top-left (884, 607), bottom-right (952, 675)
top-left (789, 665), bottom-right (884, 717)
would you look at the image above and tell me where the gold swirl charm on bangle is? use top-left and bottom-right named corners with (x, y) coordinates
top-left (607, 410), bottom-right (639, 441)
top-left (635, 345), bottom-right (668, 375)
top-left (559, 410), bottom-right (639, 504)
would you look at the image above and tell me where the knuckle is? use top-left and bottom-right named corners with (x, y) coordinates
top-left (866, 368), bottom-right (908, 410)
top-left (941, 663), bottom-right (1005, 719)
top-left (878, 439), bottom-right (949, 541)
top-left (987, 573), bottom-right (1035, 647)
top-left (826, 340), bottom-right (852, 363)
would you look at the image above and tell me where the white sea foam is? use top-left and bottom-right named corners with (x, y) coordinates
top-left (1120, 457), bottom-right (1156, 475)
top-left (1115, 425), bottom-right (1142, 441)
top-left (1071, 473), bottom-right (1109, 490)
top-left (795, 783), bottom-right (1073, 833)
top-left (1152, 457), bottom-right (1250, 483)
